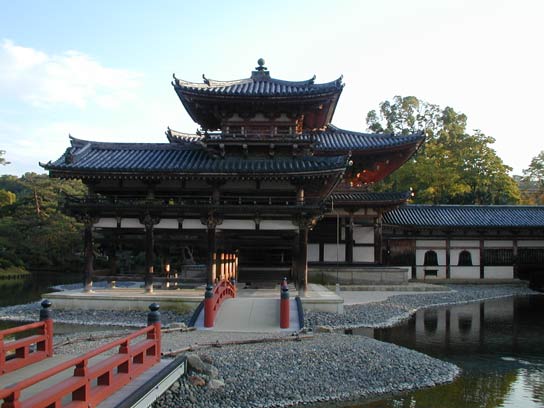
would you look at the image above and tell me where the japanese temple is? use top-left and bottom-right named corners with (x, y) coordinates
top-left (41, 59), bottom-right (544, 291)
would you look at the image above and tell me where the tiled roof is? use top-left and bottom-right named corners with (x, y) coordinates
top-left (173, 71), bottom-right (343, 98)
top-left (383, 205), bottom-right (544, 228)
top-left (331, 191), bottom-right (411, 203)
top-left (42, 137), bottom-right (348, 176)
top-left (309, 125), bottom-right (424, 152)
top-left (166, 125), bottom-right (424, 152)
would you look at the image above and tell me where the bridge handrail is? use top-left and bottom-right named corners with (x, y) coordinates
top-left (0, 301), bottom-right (53, 375)
top-left (0, 304), bottom-right (161, 407)
top-left (204, 279), bottom-right (237, 328)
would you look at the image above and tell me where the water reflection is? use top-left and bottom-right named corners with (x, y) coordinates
top-left (352, 295), bottom-right (544, 408)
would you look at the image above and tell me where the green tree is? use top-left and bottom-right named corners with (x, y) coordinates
top-left (0, 173), bottom-right (86, 270)
top-left (366, 96), bottom-right (520, 204)
top-left (0, 190), bottom-right (16, 207)
top-left (521, 151), bottom-right (544, 204)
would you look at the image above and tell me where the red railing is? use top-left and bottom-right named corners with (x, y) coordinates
top-left (0, 321), bottom-right (53, 375)
top-left (0, 300), bottom-right (53, 376)
top-left (204, 279), bottom-right (237, 328)
top-left (0, 305), bottom-right (161, 408)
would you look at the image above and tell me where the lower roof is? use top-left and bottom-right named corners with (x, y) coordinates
top-left (41, 137), bottom-right (347, 178)
top-left (383, 205), bottom-right (544, 229)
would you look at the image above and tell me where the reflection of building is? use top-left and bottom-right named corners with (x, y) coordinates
top-left (41, 60), bottom-right (544, 288)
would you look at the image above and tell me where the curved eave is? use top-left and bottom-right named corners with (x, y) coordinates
top-left (45, 167), bottom-right (347, 180)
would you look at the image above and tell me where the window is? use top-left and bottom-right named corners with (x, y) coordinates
top-left (458, 250), bottom-right (473, 266)
top-left (423, 250), bottom-right (439, 266)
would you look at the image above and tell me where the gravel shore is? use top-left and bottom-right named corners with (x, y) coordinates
top-left (0, 284), bottom-right (538, 407)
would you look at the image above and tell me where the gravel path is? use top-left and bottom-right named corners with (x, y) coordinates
top-left (306, 284), bottom-right (538, 329)
top-left (153, 333), bottom-right (459, 408)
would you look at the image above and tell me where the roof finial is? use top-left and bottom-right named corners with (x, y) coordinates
top-left (255, 58), bottom-right (267, 71)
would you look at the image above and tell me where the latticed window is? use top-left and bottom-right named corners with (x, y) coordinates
top-left (458, 250), bottom-right (473, 266)
top-left (423, 250), bottom-right (439, 266)
top-left (484, 249), bottom-right (514, 266)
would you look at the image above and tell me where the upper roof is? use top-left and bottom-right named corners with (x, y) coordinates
top-left (383, 205), bottom-right (544, 228)
top-left (173, 59), bottom-right (343, 98)
top-left (172, 59), bottom-right (344, 131)
top-left (331, 191), bottom-right (411, 205)
top-left (41, 136), bottom-right (348, 179)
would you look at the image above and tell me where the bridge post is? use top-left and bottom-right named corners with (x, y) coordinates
top-left (280, 285), bottom-right (290, 329)
top-left (147, 303), bottom-right (161, 361)
top-left (39, 300), bottom-right (53, 357)
top-left (204, 284), bottom-right (215, 328)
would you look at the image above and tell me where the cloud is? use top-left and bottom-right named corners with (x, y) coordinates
top-left (0, 39), bottom-right (142, 109)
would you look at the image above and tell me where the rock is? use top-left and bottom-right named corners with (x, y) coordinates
top-left (207, 379), bottom-right (225, 390)
top-left (188, 375), bottom-right (206, 387)
top-left (203, 363), bottom-right (219, 378)
top-left (200, 354), bottom-right (214, 364)
top-left (186, 353), bottom-right (207, 372)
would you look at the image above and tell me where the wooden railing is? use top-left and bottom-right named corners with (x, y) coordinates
top-left (0, 303), bottom-right (161, 408)
top-left (0, 300), bottom-right (53, 375)
top-left (204, 279), bottom-right (237, 328)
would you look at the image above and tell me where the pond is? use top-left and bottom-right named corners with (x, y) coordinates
top-left (0, 271), bottom-right (123, 334)
top-left (354, 295), bottom-right (544, 408)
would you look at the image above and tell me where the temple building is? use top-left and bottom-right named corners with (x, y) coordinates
top-left (41, 59), bottom-right (544, 290)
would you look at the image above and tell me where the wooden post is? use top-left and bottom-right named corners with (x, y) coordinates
top-left (298, 227), bottom-right (309, 291)
top-left (479, 239), bottom-right (485, 279)
top-left (83, 217), bottom-right (94, 292)
top-left (513, 239), bottom-right (519, 279)
top-left (141, 214), bottom-right (159, 293)
top-left (207, 226), bottom-right (217, 284)
top-left (346, 215), bottom-right (354, 264)
top-left (374, 213), bottom-right (383, 264)
top-left (446, 237), bottom-right (451, 279)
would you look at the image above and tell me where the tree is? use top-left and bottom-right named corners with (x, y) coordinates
top-left (521, 151), bottom-right (544, 204)
top-left (366, 96), bottom-right (520, 204)
top-left (0, 173), bottom-right (86, 270)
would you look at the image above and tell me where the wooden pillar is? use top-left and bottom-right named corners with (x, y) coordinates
top-left (513, 239), bottom-right (519, 279)
top-left (296, 186), bottom-right (305, 205)
top-left (83, 218), bottom-right (94, 292)
top-left (374, 212), bottom-right (383, 264)
top-left (205, 214), bottom-right (221, 284)
top-left (479, 239), bottom-right (485, 279)
top-left (346, 215), bottom-right (354, 264)
top-left (292, 231), bottom-right (300, 286)
top-left (235, 252), bottom-right (239, 282)
top-left (446, 237), bottom-right (451, 279)
top-left (144, 219), bottom-right (156, 293)
top-left (298, 227), bottom-right (309, 291)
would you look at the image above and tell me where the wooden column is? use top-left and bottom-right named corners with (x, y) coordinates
top-left (513, 239), bottom-right (519, 279)
top-left (83, 218), bottom-right (94, 292)
top-left (446, 237), bottom-right (451, 279)
top-left (479, 239), bottom-right (485, 279)
top-left (346, 215), bottom-right (354, 264)
top-left (292, 231), bottom-right (300, 287)
top-left (298, 227), bottom-right (309, 291)
top-left (205, 214), bottom-right (221, 284)
top-left (374, 212), bottom-right (383, 264)
top-left (142, 215), bottom-right (159, 293)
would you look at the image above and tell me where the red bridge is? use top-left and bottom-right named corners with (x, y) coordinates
top-left (0, 301), bottom-right (185, 408)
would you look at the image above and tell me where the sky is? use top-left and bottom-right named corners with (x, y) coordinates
top-left (0, 0), bottom-right (543, 176)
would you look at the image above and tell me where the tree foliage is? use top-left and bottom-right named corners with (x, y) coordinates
top-left (520, 151), bottom-right (544, 204)
top-left (0, 173), bottom-right (86, 271)
top-left (366, 96), bottom-right (520, 204)
top-left (0, 150), bottom-right (9, 166)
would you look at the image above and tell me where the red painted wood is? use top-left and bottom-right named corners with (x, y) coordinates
top-left (280, 297), bottom-right (290, 329)
top-left (204, 279), bottom-right (237, 328)
top-left (0, 320), bottom-right (53, 375)
top-left (0, 322), bottom-right (161, 408)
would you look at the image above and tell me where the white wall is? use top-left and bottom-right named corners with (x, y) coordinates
top-left (324, 244), bottom-right (345, 262)
top-left (308, 244), bottom-right (320, 262)
top-left (450, 248), bottom-right (480, 266)
top-left (353, 246), bottom-right (374, 262)
top-left (450, 266), bottom-right (480, 279)
top-left (484, 266), bottom-right (514, 279)
top-left (353, 226), bottom-right (374, 244)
